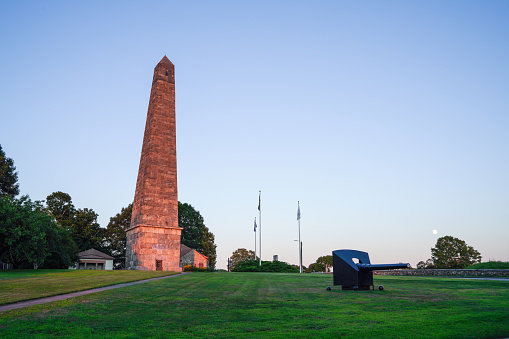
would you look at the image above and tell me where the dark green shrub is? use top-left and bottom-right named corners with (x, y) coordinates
top-left (232, 260), bottom-right (299, 273)
top-left (183, 265), bottom-right (212, 272)
top-left (466, 261), bottom-right (509, 269)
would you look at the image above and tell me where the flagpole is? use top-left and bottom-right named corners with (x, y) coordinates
top-left (258, 191), bottom-right (262, 266)
top-left (300, 241), bottom-right (303, 273)
top-left (254, 217), bottom-right (257, 259)
top-left (298, 201), bottom-right (302, 273)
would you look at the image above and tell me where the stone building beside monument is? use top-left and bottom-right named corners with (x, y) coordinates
top-left (125, 56), bottom-right (182, 271)
top-left (180, 245), bottom-right (209, 269)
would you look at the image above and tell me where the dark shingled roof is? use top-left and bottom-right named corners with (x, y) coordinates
top-left (78, 249), bottom-right (114, 260)
top-left (180, 244), bottom-right (208, 260)
top-left (180, 244), bottom-right (193, 257)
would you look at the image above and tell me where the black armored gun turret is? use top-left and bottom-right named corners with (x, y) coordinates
top-left (333, 249), bottom-right (410, 290)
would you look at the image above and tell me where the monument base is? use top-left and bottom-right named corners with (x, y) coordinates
top-left (125, 225), bottom-right (182, 271)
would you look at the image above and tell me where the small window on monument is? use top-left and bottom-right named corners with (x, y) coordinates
top-left (165, 70), bottom-right (168, 76)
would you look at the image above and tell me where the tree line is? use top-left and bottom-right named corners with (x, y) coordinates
top-left (228, 234), bottom-right (482, 273)
top-left (0, 144), bottom-right (216, 270)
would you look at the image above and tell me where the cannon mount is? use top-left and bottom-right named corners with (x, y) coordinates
top-left (333, 249), bottom-right (410, 290)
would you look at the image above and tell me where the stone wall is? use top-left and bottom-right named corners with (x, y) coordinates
top-left (373, 269), bottom-right (509, 277)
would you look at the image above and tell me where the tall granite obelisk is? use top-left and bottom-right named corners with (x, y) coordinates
top-left (125, 56), bottom-right (182, 271)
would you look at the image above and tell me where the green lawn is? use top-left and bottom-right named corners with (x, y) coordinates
top-left (0, 272), bottom-right (508, 338)
top-left (0, 269), bottom-right (179, 305)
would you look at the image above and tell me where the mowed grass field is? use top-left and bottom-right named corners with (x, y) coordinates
top-left (1, 272), bottom-right (508, 338)
top-left (0, 269), bottom-right (179, 305)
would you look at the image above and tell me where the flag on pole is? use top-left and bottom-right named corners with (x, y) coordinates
top-left (258, 193), bottom-right (261, 211)
top-left (297, 203), bottom-right (301, 220)
top-left (254, 218), bottom-right (257, 232)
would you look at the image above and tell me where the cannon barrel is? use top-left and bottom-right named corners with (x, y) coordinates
top-left (356, 263), bottom-right (410, 272)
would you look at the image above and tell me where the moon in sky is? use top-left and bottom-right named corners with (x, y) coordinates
top-left (433, 230), bottom-right (438, 235)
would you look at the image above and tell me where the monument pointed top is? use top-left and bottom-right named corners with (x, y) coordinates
top-left (153, 55), bottom-right (175, 84)
top-left (158, 55), bottom-right (174, 66)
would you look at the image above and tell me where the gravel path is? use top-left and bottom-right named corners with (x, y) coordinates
top-left (0, 272), bottom-right (189, 313)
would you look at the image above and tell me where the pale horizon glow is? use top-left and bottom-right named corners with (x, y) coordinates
top-left (1, 1), bottom-right (508, 269)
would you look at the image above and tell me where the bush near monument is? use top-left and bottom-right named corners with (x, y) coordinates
top-left (183, 264), bottom-right (210, 272)
top-left (232, 259), bottom-right (299, 273)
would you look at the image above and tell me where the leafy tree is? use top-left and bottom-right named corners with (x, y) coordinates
top-left (46, 191), bottom-right (104, 252)
top-left (40, 227), bottom-right (79, 269)
top-left (305, 263), bottom-right (318, 273)
top-left (431, 235), bottom-right (482, 269)
top-left (417, 259), bottom-right (435, 269)
top-left (230, 248), bottom-right (257, 269)
top-left (0, 144), bottom-right (20, 197)
top-left (178, 202), bottom-right (205, 251)
top-left (178, 201), bottom-right (217, 269)
top-left (0, 195), bottom-right (77, 268)
top-left (316, 255), bottom-right (333, 272)
top-left (202, 225), bottom-right (217, 270)
top-left (46, 191), bottom-right (75, 229)
top-left (72, 208), bottom-right (104, 252)
top-left (0, 195), bottom-right (47, 268)
top-left (104, 203), bottom-right (132, 269)
top-left (305, 255), bottom-right (333, 273)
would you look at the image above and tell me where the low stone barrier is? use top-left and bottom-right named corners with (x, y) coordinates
top-left (373, 269), bottom-right (509, 277)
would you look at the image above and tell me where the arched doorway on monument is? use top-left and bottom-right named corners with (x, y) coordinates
top-left (155, 260), bottom-right (163, 271)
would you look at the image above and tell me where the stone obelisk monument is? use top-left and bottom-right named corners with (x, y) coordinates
top-left (125, 56), bottom-right (182, 271)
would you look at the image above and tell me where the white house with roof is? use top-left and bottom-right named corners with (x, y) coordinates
top-left (71, 249), bottom-right (114, 270)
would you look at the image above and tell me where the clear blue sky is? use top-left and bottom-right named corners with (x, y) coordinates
top-left (1, 1), bottom-right (508, 269)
